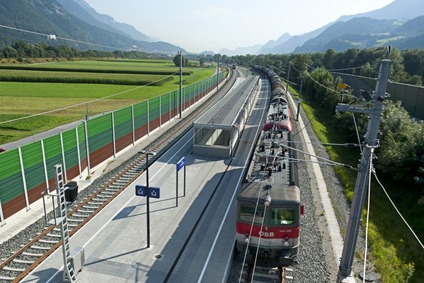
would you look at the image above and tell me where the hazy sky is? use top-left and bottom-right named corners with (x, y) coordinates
top-left (83, 0), bottom-right (395, 53)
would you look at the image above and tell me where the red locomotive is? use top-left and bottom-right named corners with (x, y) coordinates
top-left (235, 66), bottom-right (303, 267)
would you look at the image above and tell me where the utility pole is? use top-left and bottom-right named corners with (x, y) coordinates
top-left (337, 57), bottom-right (391, 281)
top-left (216, 57), bottom-right (220, 90)
top-left (296, 69), bottom-right (304, 121)
top-left (179, 51), bottom-right (182, 119)
top-left (286, 63), bottom-right (291, 93)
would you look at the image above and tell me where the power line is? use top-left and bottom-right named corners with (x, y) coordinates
top-left (373, 171), bottom-right (424, 250)
top-left (0, 23), bottom-right (131, 51)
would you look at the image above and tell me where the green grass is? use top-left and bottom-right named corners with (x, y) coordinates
top-left (0, 59), bottom-right (215, 144)
top-left (293, 87), bottom-right (422, 282)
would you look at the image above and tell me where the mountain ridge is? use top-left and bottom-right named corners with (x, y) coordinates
top-left (0, 0), bottom-right (183, 54)
top-left (221, 0), bottom-right (424, 55)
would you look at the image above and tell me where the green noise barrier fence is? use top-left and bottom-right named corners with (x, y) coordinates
top-left (0, 72), bottom-right (226, 222)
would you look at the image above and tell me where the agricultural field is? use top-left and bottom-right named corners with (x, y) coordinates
top-left (0, 59), bottom-right (216, 145)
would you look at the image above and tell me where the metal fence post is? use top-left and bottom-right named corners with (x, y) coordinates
top-left (41, 139), bottom-right (50, 193)
top-left (0, 200), bottom-right (5, 226)
top-left (18, 147), bottom-right (30, 211)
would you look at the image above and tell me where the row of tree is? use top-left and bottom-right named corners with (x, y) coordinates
top-left (0, 41), bottom-right (152, 60)
top-left (230, 47), bottom-right (424, 85)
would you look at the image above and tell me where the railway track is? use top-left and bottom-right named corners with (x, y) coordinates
top-left (239, 264), bottom-right (294, 283)
top-left (0, 70), bottom-right (238, 283)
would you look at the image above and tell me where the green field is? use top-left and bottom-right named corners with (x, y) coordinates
top-left (0, 59), bottom-right (215, 144)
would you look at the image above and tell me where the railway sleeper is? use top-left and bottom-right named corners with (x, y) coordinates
top-left (95, 194), bottom-right (111, 198)
top-left (39, 239), bottom-right (58, 244)
top-left (31, 245), bottom-right (52, 251)
top-left (90, 199), bottom-right (107, 204)
top-left (84, 205), bottom-right (100, 209)
top-left (87, 201), bottom-right (102, 205)
top-left (119, 176), bottom-right (133, 180)
top-left (68, 218), bottom-right (85, 224)
top-left (47, 233), bottom-right (62, 238)
top-left (3, 266), bottom-right (26, 273)
top-left (72, 213), bottom-right (89, 218)
top-left (22, 251), bottom-right (43, 257)
top-left (0, 275), bottom-right (16, 281)
top-left (101, 191), bottom-right (116, 196)
top-left (77, 209), bottom-right (95, 213)
top-left (13, 258), bottom-right (34, 265)
top-left (109, 185), bottom-right (122, 189)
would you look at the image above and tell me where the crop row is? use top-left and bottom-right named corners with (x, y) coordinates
top-left (0, 70), bottom-right (175, 85)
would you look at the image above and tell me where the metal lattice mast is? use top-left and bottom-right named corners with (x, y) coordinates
top-left (54, 164), bottom-right (77, 283)
top-left (337, 58), bottom-right (391, 280)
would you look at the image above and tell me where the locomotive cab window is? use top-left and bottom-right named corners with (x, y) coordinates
top-left (239, 205), bottom-right (264, 224)
top-left (270, 208), bottom-right (295, 225)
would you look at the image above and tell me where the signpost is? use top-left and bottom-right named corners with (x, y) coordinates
top-left (135, 185), bottom-right (160, 199)
top-left (135, 184), bottom-right (160, 249)
top-left (176, 156), bottom-right (186, 207)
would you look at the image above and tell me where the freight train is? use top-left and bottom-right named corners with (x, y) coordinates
top-left (235, 66), bottom-right (303, 267)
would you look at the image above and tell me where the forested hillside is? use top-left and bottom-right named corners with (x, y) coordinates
top-left (0, 0), bottom-right (181, 53)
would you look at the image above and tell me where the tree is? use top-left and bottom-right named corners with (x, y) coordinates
top-left (173, 53), bottom-right (188, 67)
top-left (199, 56), bottom-right (205, 67)
top-left (377, 101), bottom-right (422, 184)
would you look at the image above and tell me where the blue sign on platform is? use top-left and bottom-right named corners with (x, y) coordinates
top-left (135, 185), bottom-right (160, 199)
top-left (177, 156), bottom-right (186, 171)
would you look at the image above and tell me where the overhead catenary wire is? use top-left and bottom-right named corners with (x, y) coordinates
top-left (373, 171), bottom-right (424, 251)
top-left (0, 23), bottom-right (131, 51)
top-left (284, 143), bottom-right (357, 170)
top-left (251, 203), bottom-right (269, 281)
top-left (0, 22), bottom-right (184, 127)
top-left (352, 112), bottom-right (364, 154)
top-left (238, 182), bottom-right (264, 283)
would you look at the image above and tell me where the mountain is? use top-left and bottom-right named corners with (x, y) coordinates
top-left (241, 0), bottom-right (424, 55)
top-left (220, 44), bottom-right (262, 56)
top-left (0, 0), bottom-right (182, 54)
top-left (257, 33), bottom-right (292, 54)
top-left (259, 27), bottom-right (327, 54)
top-left (294, 15), bottom-right (424, 53)
top-left (57, 0), bottom-right (159, 42)
top-left (294, 17), bottom-right (397, 53)
top-left (338, 0), bottom-right (424, 22)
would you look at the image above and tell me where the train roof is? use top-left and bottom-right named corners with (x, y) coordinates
top-left (237, 180), bottom-right (300, 204)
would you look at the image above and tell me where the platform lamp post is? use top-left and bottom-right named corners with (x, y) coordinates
top-left (140, 149), bottom-right (156, 248)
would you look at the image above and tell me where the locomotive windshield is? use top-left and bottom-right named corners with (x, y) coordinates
top-left (239, 205), bottom-right (264, 224)
top-left (270, 207), bottom-right (295, 225)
